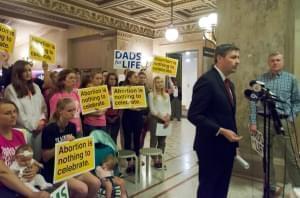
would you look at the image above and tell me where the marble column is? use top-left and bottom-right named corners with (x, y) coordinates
top-left (216, 0), bottom-right (297, 179)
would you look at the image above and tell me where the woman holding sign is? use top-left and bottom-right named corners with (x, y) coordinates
top-left (121, 71), bottom-right (144, 173)
top-left (42, 98), bottom-right (100, 198)
top-left (148, 76), bottom-right (171, 169)
top-left (81, 71), bottom-right (107, 136)
top-left (105, 73), bottom-right (121, 143)
top-left (0, 99), bottom-right (49, 198)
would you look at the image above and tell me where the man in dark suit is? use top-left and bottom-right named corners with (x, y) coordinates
top-left (188, 43), bottom-right (242, 198)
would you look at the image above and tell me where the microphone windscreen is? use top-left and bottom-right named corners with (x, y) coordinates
top-left (244, 89), bottom-right (258, 101)
top-left (244, 89), bottom-right (252, 97)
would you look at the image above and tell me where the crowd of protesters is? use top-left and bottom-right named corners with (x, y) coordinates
top-left (0, 51), bottom-right (180, 197)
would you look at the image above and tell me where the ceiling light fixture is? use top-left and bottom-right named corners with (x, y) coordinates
top-left (165, 0), bottom-right (179, 42)
top-left (198, 13), bottom-right (217, 45)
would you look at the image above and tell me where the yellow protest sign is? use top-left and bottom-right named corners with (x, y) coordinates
top-left (112, 86), bottom-right (147, 109)
top-left (151, 56), bottom-right (178, 77)
top-left (53, 137), bottom-right (95, 184)
top-left (29, 35), bottom-right (56, 63)
top-left (78, 85), bottom-right (111, 115)
top-left (0, 23), bottom-right (16, 54)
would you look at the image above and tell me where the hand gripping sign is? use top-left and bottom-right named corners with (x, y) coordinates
top-left (151, 56), bottom-right (178, 77)
top-left (0, 23), bottom-right (16, 54)
top-left (111, 86), bottom-right (147, 109)
top-left (78, 85), bottom-right (111, 115)
top-left (29, 35), bottom-right (56, 63)
top-left (53, 137), bottom-right (95, 183)
top-left (114, 50), bottom-right (142, 70)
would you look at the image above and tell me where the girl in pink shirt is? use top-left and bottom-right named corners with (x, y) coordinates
top-left (81, 71), bottom-right (107, 136)
top-left (49, 69), bottom-right (82, 135)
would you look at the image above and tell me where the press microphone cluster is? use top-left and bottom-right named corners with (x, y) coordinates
top-left (244, 80), bottom-right (285, 135)
top-left (244, 80), bottom-right (285, 103)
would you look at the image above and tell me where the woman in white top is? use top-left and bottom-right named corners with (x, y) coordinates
top-left (5, 60), bottom-right (47, 161)
top-left (148, 76), bottom-right (171, 169)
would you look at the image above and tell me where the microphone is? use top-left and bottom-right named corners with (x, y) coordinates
top-left (244, 89), bottom-right (260, 101)
top-left (250, 80), bottom-right (266, 92)
top-left (249, 80), bottom-right (265, 87)
top-left (247, 80), bottom-right (285, 103)
top-left (265, 91), bottom-right (285, 103)
top-left (235, 155), bottom-right (250, 169)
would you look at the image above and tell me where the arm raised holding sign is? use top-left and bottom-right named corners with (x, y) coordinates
top-left (0, 51), bottom-right (12, 89)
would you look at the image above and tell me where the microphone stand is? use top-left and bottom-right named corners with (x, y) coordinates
top-left (262, 98), bottom-right (285, 198)
top-left (263, 100), bottom-right (271, 198)
top-left (245, 85), bottom-right (286, 198)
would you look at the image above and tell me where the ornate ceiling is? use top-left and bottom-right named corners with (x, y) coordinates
top-left (0, 0), bottom-right (216, 38)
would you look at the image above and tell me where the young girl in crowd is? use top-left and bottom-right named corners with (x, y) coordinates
top-left (0, 99), bottom-right (49, 198)
top-left (81, 71), bottom-right (107, 136)
top-left (10, 144), bottom-right (52, 192)
top-left (4, 60), bottom-right (47, 161)
top-left (121, 71), bottom-right (144, 173)
top-left (96, 155), bottom-right (127, 198)
top-left (138, 71), bottom-right (150, 148)
top-left (49, 69), bottom-right (82, 135)
top-left (105, 73), bottom-right (121, 143)
top-left (148, 76), bottom-right (171, 169)
top-left (42, 98), bottom-right (100, 198)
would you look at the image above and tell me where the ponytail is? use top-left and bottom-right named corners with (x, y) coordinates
top-left (50, 98), bottom-right (74, 122)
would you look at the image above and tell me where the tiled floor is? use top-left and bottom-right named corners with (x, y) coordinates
top-left (121, 119), bottom-right (268, 198)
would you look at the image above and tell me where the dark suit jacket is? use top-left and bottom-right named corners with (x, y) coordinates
top-left (188, 68), bottom-right (238, 159)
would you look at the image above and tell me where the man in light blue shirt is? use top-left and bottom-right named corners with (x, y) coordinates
top-left (249, 52), bottom-right (300, 196)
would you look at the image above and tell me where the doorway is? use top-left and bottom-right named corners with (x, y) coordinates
top-left (167, 50), bottom-right (198, 117)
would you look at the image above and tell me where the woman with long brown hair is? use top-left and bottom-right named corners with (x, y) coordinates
top-left (4, 60), bottom-right (47, 161)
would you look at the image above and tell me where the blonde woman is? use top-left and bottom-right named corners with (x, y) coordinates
top-left (42, 98), bottom-right (100, 198)
top-left (148, 76), bottom-right (171, 169)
